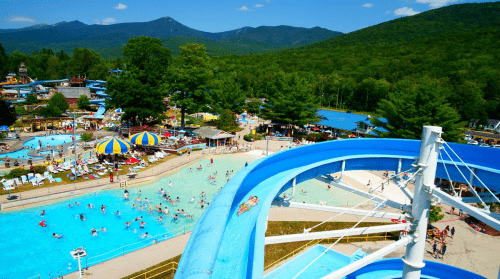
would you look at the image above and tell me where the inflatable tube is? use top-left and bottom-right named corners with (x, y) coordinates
top-left (39, 220), bottom-right (47, 227)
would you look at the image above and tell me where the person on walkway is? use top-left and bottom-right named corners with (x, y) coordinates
top-left (450, 227), bottom-right (455, 239)
top-left (441, 243), bottom-right (447, 260)
top-left (450, 206), bottom-right (455, 215)
top-left (110, 172), bottom-right (113, 183)
top-left (432, 240), bottom-right (438, 258)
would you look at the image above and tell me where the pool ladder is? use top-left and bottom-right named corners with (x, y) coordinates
top-left (48, 270), bottom-right (64, 279)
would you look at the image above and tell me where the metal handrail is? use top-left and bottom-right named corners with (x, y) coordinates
top-left (264, 232), bottom-right (397, 270)
top-left (26, 275), bottom-right (41, 279)
top-left (85, 223), bottom-right (194, 268)
top-left (128, 262), bottom-right (178, 279)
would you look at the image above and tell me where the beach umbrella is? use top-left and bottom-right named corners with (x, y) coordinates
top-left (325, 130), bottom-right (332, 133)
top-left (168, 136), bottom-right (178, 140)
top-left (312, 127), bottom-right (319, 131)
top-left (178, 130), bottom-right (186, 133)
top-left (125, 157), bottom-right (140, 164)
top-left (163, 132), bottom-right (172, 137)
top-left (95, 138), bottom-right (132, 154)
top-left (129, 131), bottom-right (161, 146)
top-left (0, 125), bottom-right (9, 131)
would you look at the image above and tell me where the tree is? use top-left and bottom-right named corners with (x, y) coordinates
top-left (371, 77), bottom-right (465, 142)
top-left (48, 92), bottom-right (69, 112)
top-left (77, 95), bottom-right (91, 110)
top-left (216, 109), bottom-right (239, 132)
top-left (166, 43), bottom-right (213, 129)
top-left (0, 43), bottom-right (8, 78)
top-left (25, 94), bottom-right (39, 105)
top-left (262, 72), bottom-right (320, 126)
top-left (246, 101), bottom-right (262, 114)
top-left (107, 36), bottom-right (172, 125)
top-left (208, 72), bottom-right (246, 113)
top-left (0, 99), bottom-right (17, 127)
top-left (69, 48), bottom-right (102, 76)
top-left (40, 105), bottom-right (62, 118)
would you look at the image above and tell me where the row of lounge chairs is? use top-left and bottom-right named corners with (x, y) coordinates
top-left (2, 171), bottom-right (61, 189)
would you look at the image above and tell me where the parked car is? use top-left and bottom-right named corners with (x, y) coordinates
top-left (475, 138), bottom-right (485, 143)
top-left (479, 143), bottom-right (490, 147)
top-left (463, 135), bottom-right (472, 141)
top-left (467, 140), bottom-right (478, 145)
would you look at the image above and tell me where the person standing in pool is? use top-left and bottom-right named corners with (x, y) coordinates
top-left (140, 221), bottom-right (147, 229)
top-left (124, 221), bottom-right (132, 228)
top-left (40, 210), bottom-right (46, 217)
top-left (79, 214), bottom-right (85, 221)
top-left (91, 228), bottom-right (97, 236)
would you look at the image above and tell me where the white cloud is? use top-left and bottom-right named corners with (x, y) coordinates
top-left (394, 7), bottom-right (420, 16)
top-left (362, 3), bottom-right (373, 8)
top-left (254, 4), bottom-right (263, 7)
top-left (237, 6), bottom-right (251, 11)
top-left (416, 0), bottom-right (459, 9)
top-left (95, 18), bottom-right (117, 25)
top-left (8, 16), bottom-right (35, 23)
top-left (385, 10), bottom-right (392, 14)
top-left (113, 3), bottom-right (128, 9)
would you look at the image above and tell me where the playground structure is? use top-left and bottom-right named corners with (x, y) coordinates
top-left (175, 126), bottom-right (500, 279)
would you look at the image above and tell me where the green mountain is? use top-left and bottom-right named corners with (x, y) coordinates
top-left (0, 17), bottom-right (342, 58)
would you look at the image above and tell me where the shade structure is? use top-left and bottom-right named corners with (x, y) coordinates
top-left (125, 157), bottom-right (140, 164)
top-left (325, 130), bottom-right (332, 133)
top-left (95, 138), bottom-right (132, 154)
top-left (129, 132), bottom-right (161, 146)
top-left (178, 130), bottom-right (186, 133)
top-left (168, 136), bottom-right (178, 140)
top-left (0, 125), bottom-right (9, 131)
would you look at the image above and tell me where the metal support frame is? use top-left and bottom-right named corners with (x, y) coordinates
top-left (328, 180), bottom-right (408, 211)
top-left (271, 200), bottom-right (406, 220)
top-left (320, 237), bottom-right (411, 279)
top-left (461, 196), bottom-right (500, 204)
top-left (398, 158), bottom-right (402, 173)
top-left (433, 188), bottom-right (500, 231)
top-left (265, 223), bottom-right (406, 245)
top-left (284, 177), bottom-right (296, 201)
top-left (402, 126), bottom-right (441, 279)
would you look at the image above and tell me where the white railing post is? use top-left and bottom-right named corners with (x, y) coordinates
top-left (402, 126), bottom-right (442, 279)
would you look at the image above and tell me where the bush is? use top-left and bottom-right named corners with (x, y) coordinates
top-left (33, 165), bottom-right (47, 174)
top-left (429, 205), bottom-right (444, 223)
top-left (48, 92), bottom-right (69, 112)
top-left (80, 132), bottom-right (93, 142)
top-left (40, 104), bottom-right (63, 117)
top-left (25, 94), bottom-right (39, 105)
top-left (244, 133), bottom-right (263, 141)
top-left (6, 167), bottom-right (28, 179)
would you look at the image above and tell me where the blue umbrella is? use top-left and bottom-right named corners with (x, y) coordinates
top-left (129, 131), bottom-right (161, 146)
top-left (0, 125), bottom-right (9, 131)
top-left (325, 130), bottom-right (332, 133)
top-left (95, 138), bottom-right (132, 154)
top-left (178, 130), bottom-right (186, 133)
top-left (168, 136), bottom-right (178, 140)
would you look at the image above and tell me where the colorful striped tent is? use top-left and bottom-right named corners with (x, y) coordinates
top-left (95, 138), bottom-right (132, 154)
top-left (129, 131), bottom-right (161, 146)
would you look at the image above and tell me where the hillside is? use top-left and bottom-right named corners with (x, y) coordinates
top-left (302, 2), bottom-right (500, 50)
top-left (0, 17), bottom-right (342, 57)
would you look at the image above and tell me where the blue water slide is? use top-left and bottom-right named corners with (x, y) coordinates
top-left (95, 90), bottom-right (109, 98)
top-left (86, 79), bottom-right (107, 84)
top-left (94, 105), bottom-right (106, 117)
top-left (174, 139), bottom-right (500, 279)
top-left (88, 85), bottom-right (107, 91)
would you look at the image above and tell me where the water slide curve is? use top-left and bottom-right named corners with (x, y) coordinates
top-left (174, 138), bottom-right (500, 279)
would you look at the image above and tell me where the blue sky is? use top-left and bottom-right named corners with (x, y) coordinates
top-left (0, 0), bottom-right (496, 33)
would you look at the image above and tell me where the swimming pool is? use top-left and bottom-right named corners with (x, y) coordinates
top-left (0, 135), bottom-right (80, 160)
top-left (0, 154), bottom-right (368, 278)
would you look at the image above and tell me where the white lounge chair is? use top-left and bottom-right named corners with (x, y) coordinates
top-left (13, 178), bottom-right (22, 187)
top-left (35, 173), bottom-right (44, 181)
top-left (47, 174), bottom-right (56, 183)
top-left (21, 175), bottom-right (29, 184)
top-left (31, 179), bottom-right (38, 187)
top-left (28, 173), bottom-right (35, 181)
top-left (43, 171), bottom-right (50, 179)
top-left (83, 165), bottom-right (92, 173)
top-left (48, 165), bottom-right (59, 174)
top-left (103, 159), bottom-right (113, 165)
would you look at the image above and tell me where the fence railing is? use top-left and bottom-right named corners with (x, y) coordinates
top-left (264, 232), bottom-right (397, 271)
top-left (85, 223), bottom-right (195, 268)
top-left (128, 262), bottom-right (178, 279)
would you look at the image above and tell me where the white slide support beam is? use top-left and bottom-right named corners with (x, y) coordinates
top-left (272, 200), bottom-right (406, 220)
top-left (328, 180), bottom-right (409, 211)
top-left (433, 188), bottom-right (500, 231)
top-left (265, 223), bottom-right (406, 245)
top-left (320, 237), bottom-right (411, 279)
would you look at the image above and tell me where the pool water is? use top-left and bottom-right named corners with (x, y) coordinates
top-left (0, 154), bottom-right (369, 279)
top-left (265, 245), bottom-right (351, 279)
top-left (0, 135), bottom-right (79, 160)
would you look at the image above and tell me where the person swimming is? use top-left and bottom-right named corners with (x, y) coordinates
top-left (140, 221), bottom-right (147, 229)
top-left (188, 215), bottom-right (194, 219)
top-left (135, 216), bottom-right (143, 222)
top-left (40, 210), bottom-right (46, 217)
top-left (163, 207), bottom-right (169, 215)
top-left (301, 190), bottom-right (308, 194)
top-left (141, 232), bottom-right (149, 238)
top-left (53, 233), bottom-right (63, 239)
top-left (237, 196), bottom-right (260, 215)
top-left (148, 205), bottom-right (153, 212)
top-left (197, 165), bottom-right (202, 170)
top-left (68, 204), bottom-right (73, 208)
top-left (100, 205), bottom-right (106, 213)
top-left (124, 221), bottom-right (132, 228)
top-left (80, 214), bottom-right (86, 221)
top-left (168, 181), bottom-right (173, 188)
top-left (100, 227), bottom-right (107, 233)
top-left (86, 204), bottom-right (94, 209)
top-left (173, 214), bottom-right (178, 221)
top-left (115, 211), bottom-right (121, 217)
top-left (176, 197), bottom-right (180, 202)
top-left (181, 209), bottom-right (186, 216)
top-left (138, 190), bottom-right (142, 195)
top-left (189, 168), bottom-right (192, 172)
top-left (74, 202), bottom-right (80, 206)
top-left (136, 197), bottom-right (141, 202)
top-left (91, 228), bottom-right (97, 236)
top-left (138, 205), bottom-right (143, 211)
top-left (157, 216), bottom-right (163, 222)
top-left (124, 192), bottom-right (129, 199)
top-left (190, 197), bottom-right (195, 203)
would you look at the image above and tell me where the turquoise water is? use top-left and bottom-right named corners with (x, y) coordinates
top-left (0, 155), bottom-right (252, 279)
top-left (0, 135), bottom-right (80, 160)
top-left (265, 245), bottom-right (351, 279)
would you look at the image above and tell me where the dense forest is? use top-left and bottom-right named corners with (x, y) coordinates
top-left (1, 2), bottom-right (499, 127)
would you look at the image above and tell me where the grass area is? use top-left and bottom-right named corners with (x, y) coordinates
top-left (121, 221), bottom-right (398, 278)
top-left (0, 154), bottom-right (176, 195)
